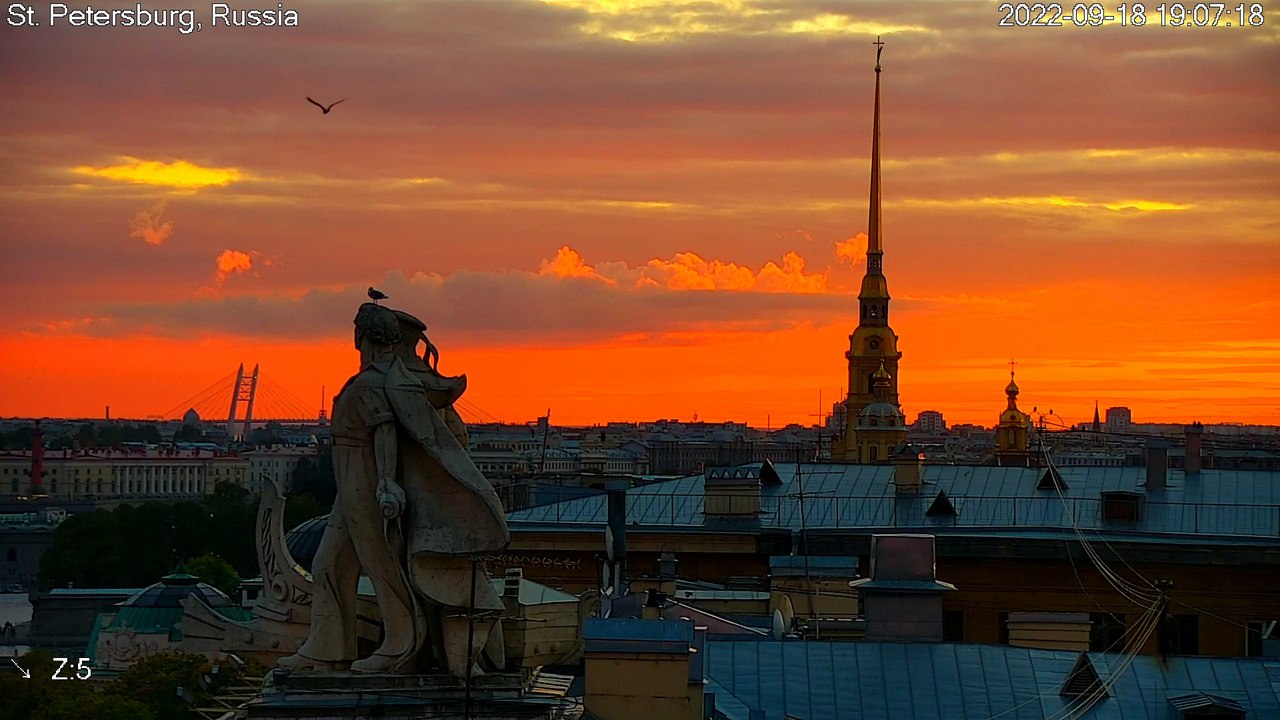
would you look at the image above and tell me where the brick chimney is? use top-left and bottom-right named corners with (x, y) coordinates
top-left (703, 466), bottom-right (761, 517)
top-left (1145, 440), bottom-right (1168, 490)
top-left (583, 618), bottom-right (703, 720)
top-left (1184, 423), bottom-right (1203, 475)
top-left (890, 446), bottom-right (924, 493)
top-left (849, 534), bottom-right (956, 642)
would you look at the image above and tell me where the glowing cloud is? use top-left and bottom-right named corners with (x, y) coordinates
top-left (783, 14), bottom-right (931, 36)
top-left (75, 158), bottom-right (243, 189)
top-left (539, 244), bottom-right (850, 293)
top-left (899, 196), bottom-right (1193, 213)
top-left (213, 250), bottom-right (253, 286)
top-left (539, 245), bottom-right (617, 284)
top-left (835, 232), bottom-right (868, 265)
top-left (537, 0), bottom-right (930, 41)
top-left (129, 201), bottom-right (174, 245)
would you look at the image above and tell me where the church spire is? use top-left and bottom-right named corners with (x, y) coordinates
top-left (867, 36), bottom-right (884, 262)
top-left (858, 37), bottom-right (890, 320)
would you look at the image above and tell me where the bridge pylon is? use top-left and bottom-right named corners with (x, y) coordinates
top-left (226, 363), bottom-right (261, 440)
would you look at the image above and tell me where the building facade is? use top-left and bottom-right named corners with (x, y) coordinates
top-left (0, 448), bottom-right (254, 501)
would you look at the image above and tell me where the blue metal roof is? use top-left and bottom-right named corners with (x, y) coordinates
top-left (703, 641), bottom-right (1280, 720)
top-left (508, 464), bottom-right (1280, 541)
top-left (584, 617), bottom-right (693, 642)
top-left (769, 556), bottom-right (859, 575)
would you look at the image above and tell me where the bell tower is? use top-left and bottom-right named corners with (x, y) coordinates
top-left (835, 37), bottom-right (903, 461)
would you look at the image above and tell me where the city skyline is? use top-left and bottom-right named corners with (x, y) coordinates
top-left (2, 1), bottom-right (1278, 428)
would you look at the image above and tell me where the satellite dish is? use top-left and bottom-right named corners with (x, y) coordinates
top-left (772, 609), bottom-right (786, 640)
top-left (779, 594), bottom-right (796, 631)
top-left (605, 526), bottom-right (615, 563)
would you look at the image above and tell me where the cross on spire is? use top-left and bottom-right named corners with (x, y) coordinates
top-left (874, 36), bottom-right (884, 70)
top-left (1009, 358), bottom-right (1017, 379)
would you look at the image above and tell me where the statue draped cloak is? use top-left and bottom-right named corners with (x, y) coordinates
top-left (380, 357), bottom-right (509, 613)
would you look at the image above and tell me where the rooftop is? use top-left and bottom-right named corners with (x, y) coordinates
top-left (704, 640), bottom-right (1280, 720)
top-left (508, 463), bottom-right (1280, 542)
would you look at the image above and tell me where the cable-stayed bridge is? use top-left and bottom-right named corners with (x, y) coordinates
top-left (157, 365), bottom-right (504, 434)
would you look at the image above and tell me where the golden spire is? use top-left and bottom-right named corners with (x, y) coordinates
top-left (867, 36), bottom-right (884, 259)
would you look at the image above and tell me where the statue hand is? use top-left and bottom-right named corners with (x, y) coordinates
top-left (377, 479), bottom-right (407, 519)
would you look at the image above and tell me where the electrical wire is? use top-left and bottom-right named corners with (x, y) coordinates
top-left (1036, 439), bottom-right (1158, 606)
top-left (983, 597), bottom-right (1163, 720)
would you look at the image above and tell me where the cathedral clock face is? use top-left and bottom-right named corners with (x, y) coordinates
top-left (868, 338), bottom-right (881, 351)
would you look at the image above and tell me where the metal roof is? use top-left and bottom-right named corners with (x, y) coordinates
top-left (508, 464), bottom-right (1280, 541)
top-left (769, 556), bottom-right (859, 577)
top-left (584, 617), bottom-right (693, 643)
top-left (703, 641), bottom-right (1280, 720)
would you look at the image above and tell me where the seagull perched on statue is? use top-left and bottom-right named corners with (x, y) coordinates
top-left (306, 97), bottom-right (346, 114)
top-left (368, 287), bottom-right (389, 303)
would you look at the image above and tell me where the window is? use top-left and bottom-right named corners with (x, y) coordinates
top-left (1060, 653), bottom-right (1106, 704)
top-left (1159, 613), bottom-right (1200, 655)
top-left (1169, 692), bottom-right (1246, 720)
top-left (998, 612), bottom-right (1010, 645)
top-left (926, 491), bottom-right (957, 518)
top-left (1036, 466), bottom-right (1066, 491)
top-left (868, 446), bottom-right (878, 462)
top-left (1090, 612), bottom-right (1126, 652)
top-left (1101, 492), bottom-right (1143, 522)
top-left (943, 610), bottom-right (964, 641)
top-left (1246, 620), bottom-right (1279, 657)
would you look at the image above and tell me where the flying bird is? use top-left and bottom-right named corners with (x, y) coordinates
top-left (368, 287), bottom-right (389, 302)
top-left (307, 97), bottom-right (346, 114)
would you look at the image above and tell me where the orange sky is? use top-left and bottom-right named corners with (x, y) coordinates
top-left (1, 1), bottom-right (1277, 428)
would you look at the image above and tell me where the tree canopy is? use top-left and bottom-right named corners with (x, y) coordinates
top-left (0, 649), bottom-right (262, 720)
top-left (185, 554), bottom-right (241, 598)
top-left (39, 484), bottom-right (260, 588)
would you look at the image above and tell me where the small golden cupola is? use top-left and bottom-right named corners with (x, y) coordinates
top-left (856, 361), bottom-right (907, 463)
top-left (995, 365), bottom-right (1032, 467)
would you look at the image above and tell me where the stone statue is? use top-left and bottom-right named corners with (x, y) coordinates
top-left (278, 303), bottom-right (509, 676)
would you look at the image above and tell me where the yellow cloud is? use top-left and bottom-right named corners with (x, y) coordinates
top-left (539, 0), bottom-right (930, 41)
top-left (783, 14), bottom-right (931, 36)
top-left (899, 196), bottom-right (1192, 212)
top-left (74, 158), bottom-right (243, 189)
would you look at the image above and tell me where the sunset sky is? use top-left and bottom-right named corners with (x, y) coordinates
top-left (2, 0), bottom-right (1277, 428)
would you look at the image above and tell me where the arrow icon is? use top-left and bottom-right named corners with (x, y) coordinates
top-left (10, 659), bottom-right (30, 679)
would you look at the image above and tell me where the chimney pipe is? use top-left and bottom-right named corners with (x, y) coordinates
top-left (891, 447), bottom-right (924, 493)
top-left (1184, 422), bottom-right (1202, 475)
top-left (1145, 440), bottom-right (1168, 490)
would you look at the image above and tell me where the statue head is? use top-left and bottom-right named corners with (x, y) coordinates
top-left (353, 302), bottom-right (401, 351)
top-left (391, 310), bottom-right (427, 352)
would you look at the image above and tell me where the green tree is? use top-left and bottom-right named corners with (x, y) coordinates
top-left (284, 492), bottom-right (324, 531)
top-left (290, 450), bottom-right (336, 507)
top-left (0, 650), bottom-right (154, 720)
top-left (41, 487), bottom-right (261, 589)
top-left (0, 426), bottom-right (34, 450)
top-left (201, 484), bottom-right (258, 575)
top-left (105, 651), bottom-right (215, 720)
top-left (77, 422), bottom-right (97, 448)
top-left (185, 554), bottom-right (240, 597)
top-left (174, 424), bottom-right (204, 442)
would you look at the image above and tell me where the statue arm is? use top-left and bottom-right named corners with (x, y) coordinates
top-left (372, 407), bottom-right (406, 518)
top-left (358, 381), bottom-right (407, 515)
